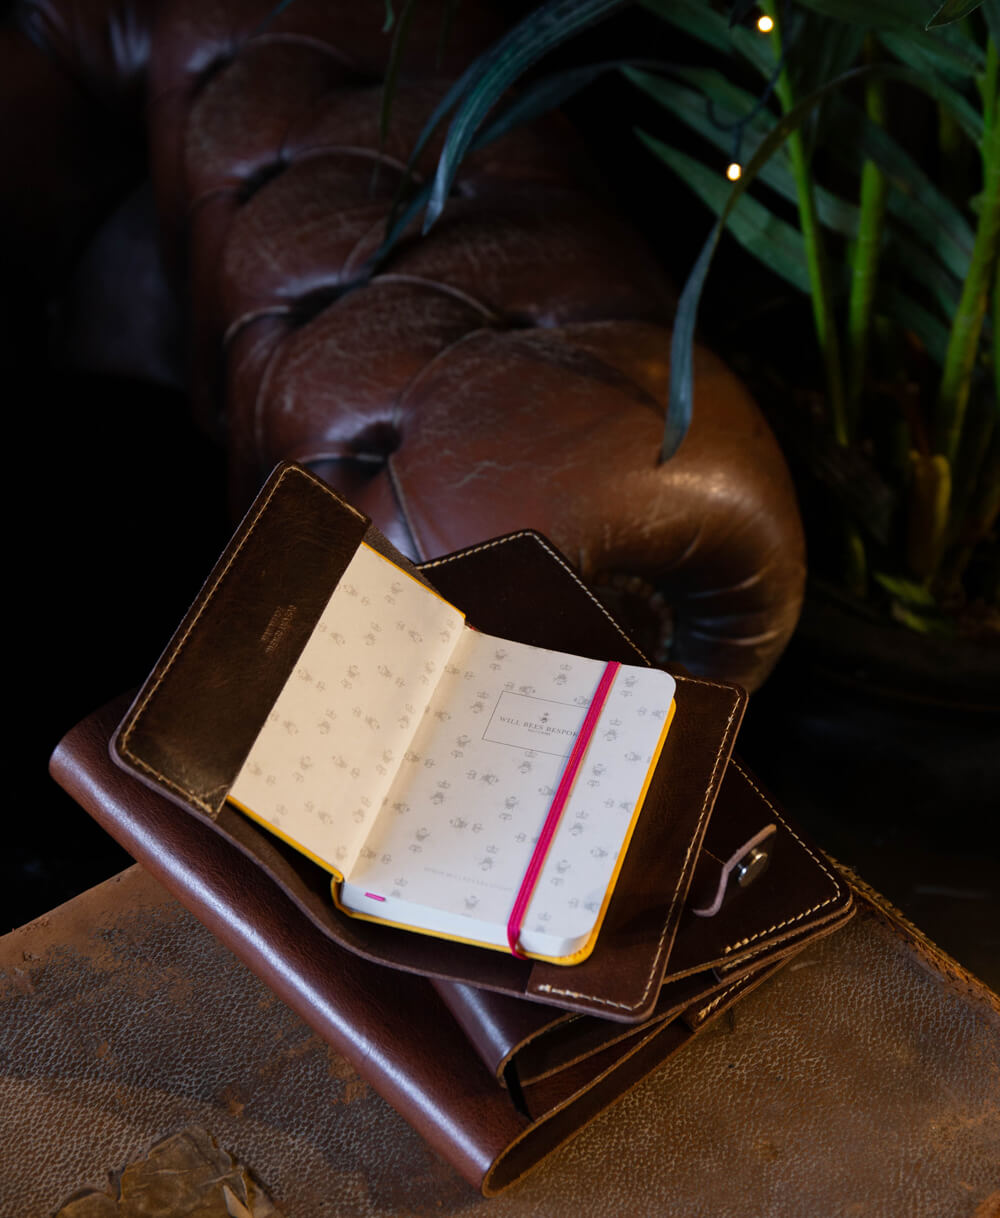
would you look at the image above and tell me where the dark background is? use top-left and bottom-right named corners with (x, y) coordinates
top-left (6, 1), bottom-right (997, 992)
top-left (12, 365), bottom-right (998, 990)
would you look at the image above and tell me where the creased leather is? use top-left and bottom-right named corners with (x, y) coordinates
top-left (51, 698), bottom-right (785, 1195)
top-left (49, 517), bottom-right (855, 1194)
top-left (432, 758), bottom-right (853, 1082)
top-left (19, 804), bottom-right (1000, 1211)
top-left (113, 465), bottom-right (369, 815)
top-left (5, 0), bottom-right (807, 691)
top-left (110, 464), bottom-right (765, 1023)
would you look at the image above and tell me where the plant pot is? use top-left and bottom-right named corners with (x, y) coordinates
top-left (743, 583), bottom-right (999, 820)
top-left (737, 586), bottom-right (1000, 986)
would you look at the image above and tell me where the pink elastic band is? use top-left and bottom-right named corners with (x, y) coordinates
top-left (506, 661), bottom-right (621, 959)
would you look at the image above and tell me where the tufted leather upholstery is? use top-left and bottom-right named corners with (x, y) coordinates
top-left (4, 0), bottom-right (805, 690)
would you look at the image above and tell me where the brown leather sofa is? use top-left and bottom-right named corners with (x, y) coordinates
top-left (6, 10), bottom-right (1000, 1212)
top-left (5, 0), bottom-right (805, 695)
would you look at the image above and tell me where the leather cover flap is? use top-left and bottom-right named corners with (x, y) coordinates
top-left (107, 462), bottom-right (749, 1023)
top-left (665, 758), bottom-right (851, 979)
top-left (113, 464), bottom-right (371, 816)
top-left (433, 757), bottom-right (853, 1083)
top-left (50, 698), bottom-right (780, 1196)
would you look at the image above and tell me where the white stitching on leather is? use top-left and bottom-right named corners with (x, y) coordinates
top-left (422, 532), bottom-right (746, 699)
top-left (719, 760), bottom-right (841, 953)
top-left (119, 466), bottom-right (365, 812)
top-left (420, 531), bottom-right (648, 662)
top-left (120, 503), bottom-right (796, 1014)
top-left (696, 979), bottom-right (743, 1024)
top-left (533, 689), bottom-right (741, 1012)
top-left (426, 532), bottom-right (745, 1012)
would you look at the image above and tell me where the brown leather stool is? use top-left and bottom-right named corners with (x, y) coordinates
top-left (3, 857), bottom-right (998, 1216)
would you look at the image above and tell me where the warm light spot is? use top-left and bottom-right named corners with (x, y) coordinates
top-left (726, 162), bottom-right (742, 181)
top-left (757, 14), bottom-right (774, 32)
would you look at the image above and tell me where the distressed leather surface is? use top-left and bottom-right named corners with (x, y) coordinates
top-left (3, 865), bottom-right (998, 1217)
top-left (434, 754), bottom-right (855, 1083)
top-left (54, 1126), bottom-right (285, 1217)
top-left (112, 469), bottom-right (812, 1023)
top-left (3, 0), bottom-right (806, 691)
top-left (54, 692), bottom-right (853, 1193)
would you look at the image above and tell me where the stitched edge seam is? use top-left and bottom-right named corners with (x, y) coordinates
top-left (422, 534), bottom-right (746, 694)
top-left (534, 690), bottom-right (740, 1012)
top-left (719, 760), bottom-right (842, 954)
top-left (830, 859), bottom-right (1000, 1016)
top-left (696, 979), bottom-right (743, 1024)
top-left (427, 532), bottom-right (742, 1012)
top-left (122, 511), bottom-right (751, 1013)
top-left (119, 466), bottom-right (365, 812)
top-left (420, 532), bottom-right (649, 660)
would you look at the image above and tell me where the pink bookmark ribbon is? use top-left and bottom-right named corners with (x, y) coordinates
top-left (506, 661), bottom-right (621, 959)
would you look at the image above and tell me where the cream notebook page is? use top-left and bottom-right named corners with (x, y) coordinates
top-left (229, 544), bottom-right (675, 960)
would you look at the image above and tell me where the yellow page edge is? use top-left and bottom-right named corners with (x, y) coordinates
top-left (225, 540), bottom-right (466, 876)
top-left (228, 795), bottom-right (345, 883)
top-left (556, 695), bottom-right (677, 965)
top-left (328, 694), bottom-right (678, 967)
top-left (359, 541), bottom-right (466, 619)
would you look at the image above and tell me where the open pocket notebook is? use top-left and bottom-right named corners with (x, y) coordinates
top-left (226, 539), bottom-right (676, 964)
top-left (109, 462), bottom-right (851, 1023)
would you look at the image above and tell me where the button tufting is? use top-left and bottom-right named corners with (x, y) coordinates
top-left (236, 159), bottom-right (287, 203)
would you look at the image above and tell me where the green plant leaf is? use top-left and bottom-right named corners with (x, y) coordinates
top-left (631, 65), bottom-right (966, 332)
top-left (727, 0), bottom-right (759, 27)
top-left (386, 54), bottom-right (485, 233)
top-left (799, 0), bottom-right (988, 74)
top-left (797, 0), bottom-right (987, 74)
top-left (627, 68), bottom-right (779, 161)
top-left (985, 0), bottom-right (1000, 44)
top-left (933, 111), bottom-right (1000, 468)
top-left (389, 0), bottom-right (603, 230)
top-left (423, 0), bottom-right (628, 232)
top-left (640, 0), bottom-right (731, 53)
top-left (831, 97), bottom-right (977, 273)
top-left (927, 0), bottom-right (988, 29)
top-left (640, 0), bottom-right (774, 77)
top-left (907, 451), bottom-right (953, 578)
top-left (806, 16), bottom-right (868, 88)
top-left (792, 0), bottom-right (929, 31)
top-left (876, 35), bottom-right (979, 141)
top-left (662, 64), bottom-right (870, 462)
top-left (478, 58), bottom-right (677, 148)
top-left (776, 5), bottom-right (867, 111)
top-left (637, 130), bottom-right (812, 292)
top-left (372, 57), bottom-right (676, 269)
top-left (255, 0), bottom-right (297, 28)
top-left (883, 288), bottom-right (952, 365)
top-left (631, 67), bottom-right (847, 224)
top-left (872, 572), bottom-right (938, 604)
top-left (379, 0), bottom-right (419, 154)
top-left (883, 237), bottom-right (963, 326)
top-left (436, 0), bottom-right (458, 68)
top-left (631, 67), bottom-right (861, 222)
top-left (631, 55), bottom-right (983, 300)
top-left (884, 28), bottom-right (985, 77)
top-left (887, 600), bottom-right (951, 631)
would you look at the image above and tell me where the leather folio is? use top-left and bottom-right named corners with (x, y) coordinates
top-left (51, 463), bottom-right (854, 1194)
